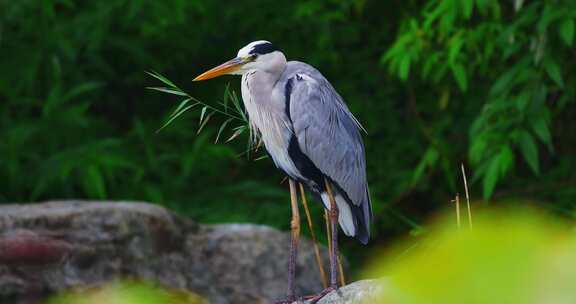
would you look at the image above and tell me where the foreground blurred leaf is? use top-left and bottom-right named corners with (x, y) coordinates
top-left (368, 209), bottom-right (576, 304)
top-left (46, 280), bottom-right (206, 304)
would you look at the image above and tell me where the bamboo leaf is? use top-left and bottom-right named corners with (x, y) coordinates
top-left (399, 55), bottom-right (411, 81)
top-left (544, 60), bottom-right (564, 88)
top-left (197, 111), bottom-right (214, 134)
top-left (517, 131), bottom-right (540, 174)
top-left (451, 63), bottom-right (468, 92)
top-left (82, 165), bottom-right (106, 199)
top-left (531, 115), bottom-right (552, 148)
top-left (63, 81), bottom-right (103, 102)
top-left (559, 18), bottom-right (575, 46)
top-left (515, 91), bottom-right (531, 110)
top-left (146, 86), bottom-right (188, 96)
top-left (223, 83), bottom-right (231, 112)
top-left (170, 98), bottom-right (194, 118)
top-left (462, 0), bottom-right (473, 19)
top-left (226, 126), bottom-right (246, 142)
top-left (156, 104), bottom-right (195, 133)
top-left (199, 106), bottom-right (208, 126)
top-left (231, 91), bottom-right (247, 122)
top-left (146, 70), bottom-right (178, 88)
top-left (215, 118), bottom-right (234, 143)
top-left (448, 36), bottom-right (464, 64)
top-left (499, 146), bottom-right (514, 176)
top-left (254, 155), bottom-right (269, 161)
top-left (482, 146), bottom-right (513, 198)
top-left (490, 70), bottom-right (515, 96)
top-left (412, 146), bottom-right (439, 185)
top-left (483, 156), bottom-right (500, 199)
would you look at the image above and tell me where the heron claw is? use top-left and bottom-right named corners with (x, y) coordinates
top-left (303, 285), bottom-right (338, 303)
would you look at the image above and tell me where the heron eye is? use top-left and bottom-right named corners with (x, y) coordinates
top-left (250, 54), bottom-right (259, 61)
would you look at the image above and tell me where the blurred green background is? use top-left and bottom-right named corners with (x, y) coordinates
top-left (1, 0), bottom-right (575, 272)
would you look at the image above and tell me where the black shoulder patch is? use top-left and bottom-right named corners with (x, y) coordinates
top-left (288, 135), bottom-right (325, 190)
top-left (249, 42), bottom-right (279, 55)
top-left (284, 78), bottom-right (294, 121)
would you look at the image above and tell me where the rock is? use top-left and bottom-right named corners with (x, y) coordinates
top-left (312, 279), bottom-right (386, 304)
top-left (0, 201), bottom-right (333, 304)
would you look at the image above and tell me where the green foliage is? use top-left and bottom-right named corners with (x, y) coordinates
top-left (384, 0), bottom-right (576, 198)
top-left (146, 71), bottom-right (248, 140)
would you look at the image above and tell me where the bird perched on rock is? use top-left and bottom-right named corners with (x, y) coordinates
top-left (193, 40), bottom-right (372, 303)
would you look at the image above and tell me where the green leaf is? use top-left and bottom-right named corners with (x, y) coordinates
top-left (82, 165), bottom-right (106, 199)
top-left (156, 104), bottom-right (196, 133)
top-left (515, 91), bottom-right (531, 111)
top-left (197, 111), bottom-right (214, 134)
top-left (482, 146), bottom-right (513, 199)
top-left (490, 70), bottom-right (516, 96)
top-left (517, 131), bottom-right (539, 174)
top-left (146, 71), bottom-right (178, 88)
top-left (253, 155), bottom-right (269, 161)
top-left (537, 4), bottom-right (560, 34)
top-left (559, 18), bottom-right (575, 46)
top-left (199, 106), bottom-right (208, 126)
top-left (231, 91), bottom-right (247, 122)
top-left (543, 60), bottom-right (564, 88)
top-left (489, 57), bottom-right (530, 95)
top-left (469, 135), bottom-right (487, 164)
top-left (226, 125), bottom-right (246, 142)
top-left (63, 81), bottom-right (102, 102)
top-left (215, 118), bottom-right (234, 143)
top-left (170, 98), bottom-right (194, 118)
top-left (146, 87), bottom-right (188, 96)
top-left (498, 146), bottom-right (514, 176)
top-left (223, 83), bottom-right (231, 112)
top-left (144, 184), bottom-right (164, 204)
top-left (448, 37), bottom-right (464, 64)
top-left (483, 156), bottom-right (500, 199)
top-left (531, 115), bottom-right (552, 147)
top-left (412, 146), bottom-right (439, 184)
top-left (451, 63), bottom-right (468, 92)
top-left (461, 0), bottom-right (473, 19)
top-left (422, 53), bottom-right (439, 79)
top-left (399, 55), bottom-right (411, 81)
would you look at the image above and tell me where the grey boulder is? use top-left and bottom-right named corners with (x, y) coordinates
top-left (0, 201), bottom-right (332, 303)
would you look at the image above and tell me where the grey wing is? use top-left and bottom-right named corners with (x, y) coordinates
top-left (288, 69), bottom-right (371, 216)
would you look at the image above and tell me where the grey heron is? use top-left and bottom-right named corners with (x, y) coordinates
top-left (193, 40), bottom-right (372, 302)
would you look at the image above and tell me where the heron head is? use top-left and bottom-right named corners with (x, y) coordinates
top-left (193, 40), bottom-right (286, 81)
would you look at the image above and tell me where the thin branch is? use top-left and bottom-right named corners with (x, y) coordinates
top-left (461, 164), bottom-right (473, 229)
top-left (299, 183), bottom-right (328, 288)
top-left (453, 193), bottom-right (461, 229)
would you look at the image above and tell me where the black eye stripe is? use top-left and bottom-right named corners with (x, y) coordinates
top-left (249, 42), bottom-right (278, 55)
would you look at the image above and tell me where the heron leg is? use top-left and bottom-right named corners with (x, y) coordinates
top-left (304, 179), bottom-right (341, 304)
top-left (324, 179), bottom-right (340, 289)
top-left (287, 178), bottom-right (300, 301)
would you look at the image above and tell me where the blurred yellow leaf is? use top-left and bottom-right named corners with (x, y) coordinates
top-left (365, 209), bottom-right (576, 304)
top-left (46, 280), bottom-right (206, 304)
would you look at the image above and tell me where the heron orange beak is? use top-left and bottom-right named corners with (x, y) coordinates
top-left (193, 57), bottom-right (245, 81)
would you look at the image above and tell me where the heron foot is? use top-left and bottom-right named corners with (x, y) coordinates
top-left (303, 285), bottom-right (338, 304)
top-left (273, 296), bottom-right (302, 304)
